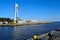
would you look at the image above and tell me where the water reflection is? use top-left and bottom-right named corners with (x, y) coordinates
top-left (13, 26), bottom-right (19, 40)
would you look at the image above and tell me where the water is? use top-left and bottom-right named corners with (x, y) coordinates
top-left (0, 22), bottom-right (60, 40)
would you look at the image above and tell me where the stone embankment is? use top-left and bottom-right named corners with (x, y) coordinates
top-left (27, 28), bottom-right (60, 40)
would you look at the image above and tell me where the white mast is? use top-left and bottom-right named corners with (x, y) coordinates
top-left (14, 3), bottom-right (18, 23)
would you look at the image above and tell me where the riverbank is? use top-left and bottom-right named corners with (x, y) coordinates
top-left (0, 22), bottom-right (52, 26)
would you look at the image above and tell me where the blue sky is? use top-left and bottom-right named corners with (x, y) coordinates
top-left (0, 0), bottom-right (60, 21)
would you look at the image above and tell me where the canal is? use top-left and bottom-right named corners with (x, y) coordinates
top-left (0, 22), bottom-right (60, 40)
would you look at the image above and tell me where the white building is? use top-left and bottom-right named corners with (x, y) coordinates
top-left (0, 21), bottom-right (3, 24)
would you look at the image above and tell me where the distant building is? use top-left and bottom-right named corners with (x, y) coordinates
top-left (0, 21), bottom-right (3, 24)
top-left (18, 20), bottom-right (26, 24)
top-left (2, 21), bottom-right (8, 24)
